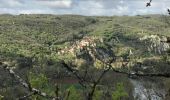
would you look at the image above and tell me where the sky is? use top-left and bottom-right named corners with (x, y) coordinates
top-left (0, 0), bottom-right (169, 16)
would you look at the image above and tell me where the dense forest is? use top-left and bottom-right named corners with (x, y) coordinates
top-left (0, 14), bottom-right (170, 100)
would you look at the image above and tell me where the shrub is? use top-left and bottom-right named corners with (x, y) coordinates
top-left (112, 83), bottom-right (128, 100)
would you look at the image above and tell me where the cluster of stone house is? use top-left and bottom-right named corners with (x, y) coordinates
top-left (57, 36), bottom-right (102, 55)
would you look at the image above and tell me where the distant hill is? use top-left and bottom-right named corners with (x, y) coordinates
top-left (0, 14), bottom-right (169, 59)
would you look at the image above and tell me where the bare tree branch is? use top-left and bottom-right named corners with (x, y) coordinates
top-left (0, 62), bottom-right (58, 99)
top-left (108, 64), bottom-right (170, 78)
top-left (147, 0), bottom-right (170, 15)
top-left (65, 90), bottom-right (70, 100)
top-left (168, 9), bottom-right (170, 15)
top-left (60, 55), bottom-right (113, 100)
top-left (88, 64), bottom-right (112, 100)
top-left (18, 92), bottom-right (35, 100)
top-left (61, 60), bottom-right (87, 88)
top-left (146, 0), bottom-right (152, 7)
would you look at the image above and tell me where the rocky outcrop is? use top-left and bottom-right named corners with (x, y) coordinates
top-left (139, 35), bottom-right (170, 54)
top-left (75, 44), bottom-right (115, 65)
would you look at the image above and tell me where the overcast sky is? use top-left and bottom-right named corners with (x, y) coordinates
top-left (0, 0), bottom-right (169, 16)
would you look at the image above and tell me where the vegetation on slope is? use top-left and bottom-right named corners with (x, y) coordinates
top-left (0, 14), bottom-right (170, 99)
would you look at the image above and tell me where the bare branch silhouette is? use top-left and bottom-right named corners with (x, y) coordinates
top-left (0, 62), bottom-right (58, 100)
top-left (147, 0), bottom-right (170, 15)
top-left (146, 0), bottom-right (152, 7)
top-left (168, 9), bottom-right (170, 15)
top-left (18, 92), bottom-right (35, 100)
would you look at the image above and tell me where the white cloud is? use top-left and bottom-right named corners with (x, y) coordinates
top-left (0, 8), bottom-right (15, 14)
top-left (18, 9), bottom-right (54, 14)
top-left (8, 0), bottom-right (22, 7)
top-left (0, 0), bottom-right (22, 8)
top-left (36, 0), bottom-right (73, 8)
top-left (116, 6), bottom-right (129, 14)
top-left (0, 0), bottom-right (170, 16)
